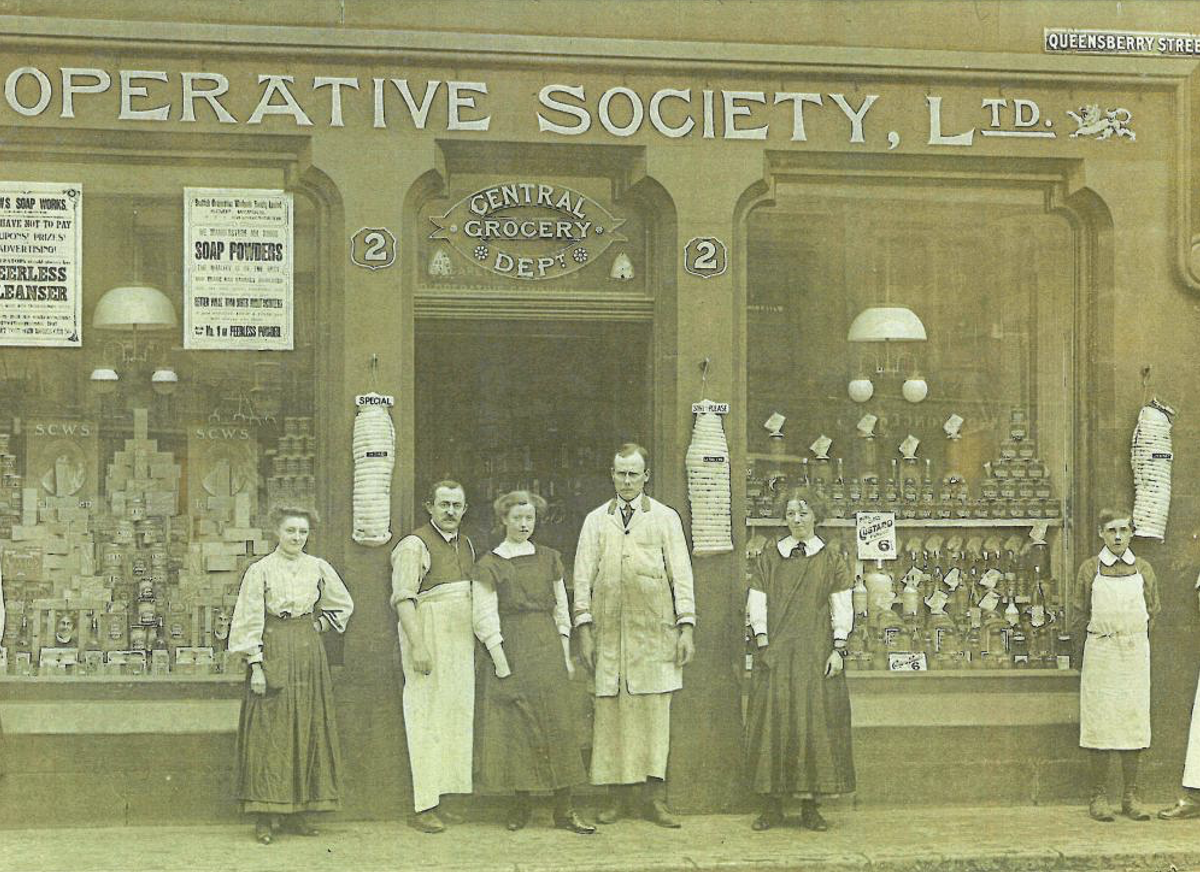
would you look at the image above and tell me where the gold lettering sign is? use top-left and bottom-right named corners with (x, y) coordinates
top-left (429, 182), bottom-right (626, 281)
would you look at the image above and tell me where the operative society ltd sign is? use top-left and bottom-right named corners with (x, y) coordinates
top-left (429, 182), bottom-right (625, 280)
top-left (1045, 27), bottom-right (1200, 57)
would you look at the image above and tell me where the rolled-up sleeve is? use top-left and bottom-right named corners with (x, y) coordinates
top-left (390, 535), bottom-right (428, 609)
top-left (662, 509), bottom-right (696, 626)
top-left (229, 561), bottom-right (267, 663)
top-left (316, 559), bottom-right (354, 633)
top-left (572, 514), bottom-right (600, 627)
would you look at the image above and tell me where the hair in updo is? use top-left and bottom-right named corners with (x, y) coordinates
top-left (269, 505), bottom-right (319, 531)
top-left (772, 486), bottom-right (827, 525)
top-left (492, 490), bottom-right (547, 527)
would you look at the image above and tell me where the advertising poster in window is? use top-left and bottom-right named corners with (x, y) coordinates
top-left (0, 182), bottom-right (82, 347)
top-left (183, 187), bottom-right (293, 350)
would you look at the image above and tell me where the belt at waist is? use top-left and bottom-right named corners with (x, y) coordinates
top-left (266, 610), bottom-right (314, 623)
top-left (417, 579), bottom-right (471, 603)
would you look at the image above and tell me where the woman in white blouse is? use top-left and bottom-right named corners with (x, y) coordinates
top-left (229, 506), bottom-right (354, 845)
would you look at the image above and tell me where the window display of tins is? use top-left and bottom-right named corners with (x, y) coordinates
top-left (746, 409), bottom-right (1062, 525)
top-left (0, 401), bottom-right (306, 679)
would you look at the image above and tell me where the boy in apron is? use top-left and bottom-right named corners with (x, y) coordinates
top-left (1070, 509), bottom-right (1161, 822)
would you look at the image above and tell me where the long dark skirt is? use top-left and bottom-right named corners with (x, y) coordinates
top-left (745, 641), bottom-right (856, 798)
top-left (234, 614), bottom-right (343, 814)
top-left (475, 612), bottom-right (587, 792)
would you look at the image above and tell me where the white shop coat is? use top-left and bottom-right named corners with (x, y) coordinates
top-left (573, 494), bottom-right (696, 696)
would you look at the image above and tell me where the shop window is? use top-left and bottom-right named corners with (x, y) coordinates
top-left (744, 189), bottom-right (1075, 672)
top-left (0, 170), bottom-right (322, 681)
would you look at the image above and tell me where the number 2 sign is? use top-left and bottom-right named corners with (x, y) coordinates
top-left (683, 236), bottom-right (728, 279)
top-left (350, 227), bottom-right (397, 270)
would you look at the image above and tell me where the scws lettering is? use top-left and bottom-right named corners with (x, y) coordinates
top-left (194, 426), bottom-right (251, 440)
top-left (34, 423), bottom-right (90, 437)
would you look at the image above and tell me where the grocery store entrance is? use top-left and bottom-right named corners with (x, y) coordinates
top-left (414, 318), bottom-right (653, 570)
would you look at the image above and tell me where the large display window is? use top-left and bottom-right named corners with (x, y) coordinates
top-left (744, 182), bottom-right (1077, 672)
top-left (0, 155), bottom-right (323, 680)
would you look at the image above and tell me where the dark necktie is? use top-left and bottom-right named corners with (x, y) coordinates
top-left (789, 541), bottom-right (808, 558)
top-left (621, 503), bottom-right (634, 528)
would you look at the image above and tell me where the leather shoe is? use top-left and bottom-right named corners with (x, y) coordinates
top-left (506, 804), bottom-right (531, 832)
top-left (554, 809), bottom-right (597, 834)
top-left (646, 798), bottom-right (681, 828)
top-left (409, 810), bottom-right (446, 834)
top-left (752, 811), bottom-right (782, 831)
top-left (283, 813), bottom-right (319, 836)
top-left (1159, 798), bottom-right (1200, 820)
top-left (1089, 794), bottom-right (1115, 823)
top-left (254, 819), bottom-right (273, 845)
top-left (800, 802), bottom-right (828, 832)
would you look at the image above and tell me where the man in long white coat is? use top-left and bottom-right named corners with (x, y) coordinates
top-left (575, 443), bottom-right (695, 828)
top-left (1160, 571), bottom-right (1200, 820)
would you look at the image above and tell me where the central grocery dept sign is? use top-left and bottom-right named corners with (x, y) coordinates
top-left (429, 182), bottom-right (625, 280)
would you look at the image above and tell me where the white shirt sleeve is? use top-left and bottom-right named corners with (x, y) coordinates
top-left (746, 588), bottom-right (767, 640)
top-left (228, 561), bottom-right (267, 664)
top-left (472, 577), bottom-right (503, 651)
top-left (553, 579), bottom-right (571, 638)
top-left (830, 588), bottom-right (853, 642)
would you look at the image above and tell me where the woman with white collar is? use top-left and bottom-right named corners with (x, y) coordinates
top-left (471, 490), bottom-right (594, 835)
top-left (1070, 508), bottom-right (1160, 822)
top-left (744, 486), bottom-right (855, 832)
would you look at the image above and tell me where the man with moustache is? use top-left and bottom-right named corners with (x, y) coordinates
top-left (574, 443), bottom-right (696, 828)
top-left (390, 480), bottom-right (475, 833)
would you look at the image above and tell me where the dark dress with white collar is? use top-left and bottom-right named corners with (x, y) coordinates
top-left (472, 545), bottom-right (587, 792)
top-left (745, 540), bottom-right (856, 797)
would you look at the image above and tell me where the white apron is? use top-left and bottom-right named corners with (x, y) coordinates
top-left (1079, 569), bottom-right (1151, 750)
top-left (1182, 671), bottom-right (1200, 787)
top-left (398, 580), bottom-right (474, 812)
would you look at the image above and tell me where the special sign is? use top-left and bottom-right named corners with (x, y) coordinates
top-left (429, 182), bottom-right (625, 280)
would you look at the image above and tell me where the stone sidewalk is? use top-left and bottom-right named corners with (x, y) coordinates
top-left (2, 805), bottom-right (1200, 872)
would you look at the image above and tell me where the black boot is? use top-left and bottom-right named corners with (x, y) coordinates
top-left (506, 792), bottom-right (532, 831)
top-left (552, 787), bottom-right (595, 834)
top-left (752, 796), bottom-right (783, 831)
top-left (644, 778), bottom-right (681, 828)
top-left (596, 784), bottom-right (628, 824)
top-left (799, 799), bottom-right (828, 831)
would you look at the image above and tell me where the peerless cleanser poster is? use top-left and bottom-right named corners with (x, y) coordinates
top-left (0, 182), bottom-right (82, 347)
top-left (183, 187), bottom-right (293, 351)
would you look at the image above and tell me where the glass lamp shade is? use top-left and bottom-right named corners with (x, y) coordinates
top-left (847, 306), bottom-right (927, 342)
top-left (92, 285), bottom-right (177, 331)
top-left (151, 368), bottom-right (179, 396)
top-left (89, 367), bottom-right (120, 394)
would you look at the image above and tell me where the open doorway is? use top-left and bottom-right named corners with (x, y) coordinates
top-left (414, 318), bottom-right (653, 572)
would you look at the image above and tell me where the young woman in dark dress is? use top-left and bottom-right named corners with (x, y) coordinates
top-left (471, 490), bottom-right (594, 834)
top-left (745, 486), bottom-right (856, 831)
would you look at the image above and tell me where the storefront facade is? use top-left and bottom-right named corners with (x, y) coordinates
top-left (2, 2), bottom-right (1200, 825)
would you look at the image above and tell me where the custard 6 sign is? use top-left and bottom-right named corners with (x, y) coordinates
top-left (856, 511), bottom-right (897, 561)
top-left (429, 182), bottom-right (625, 280)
